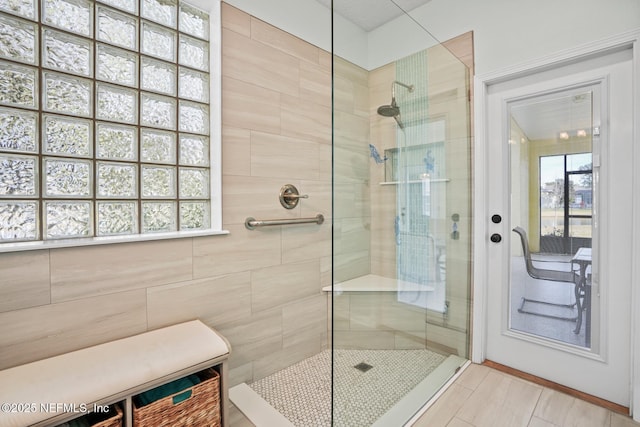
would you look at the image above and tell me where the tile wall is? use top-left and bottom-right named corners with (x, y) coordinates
top-left (332, 55), bottom-right (372, 282)
top-left (336, 33), bottom-right (474, 356)
top-left (0, 0), bottom-right (473, 393)
top-left (0, 3), bottom-right (337, 389)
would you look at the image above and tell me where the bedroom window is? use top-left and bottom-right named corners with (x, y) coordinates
top-left (0, 0), bottom-right (222, 250)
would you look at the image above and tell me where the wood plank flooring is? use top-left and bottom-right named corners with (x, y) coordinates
top-left (228, 362), bottom-right (640, 426)
top-left (413, 363), bottom-right (640, 427)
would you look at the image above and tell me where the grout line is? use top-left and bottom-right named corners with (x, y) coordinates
top-left (483, 360), bottom-right (629, 415)
top-left (404, 358), bottom-right (470, 426)
top-left (526, 386), bottom-right (544, 427)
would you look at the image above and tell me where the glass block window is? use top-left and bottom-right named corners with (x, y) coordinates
top-left (0, 0), bottom-right (213, 243)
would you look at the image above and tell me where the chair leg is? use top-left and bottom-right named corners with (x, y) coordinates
top-left (517, 297), bottom-right (578, 322)
top-left (573, 282), bottom-right (586, 334)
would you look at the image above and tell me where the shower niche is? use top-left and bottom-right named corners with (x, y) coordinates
top-left (383, 143), bottom-right (446, 183)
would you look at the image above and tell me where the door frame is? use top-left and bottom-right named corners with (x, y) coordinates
top-left (472, 29), bottom-right (640, 417)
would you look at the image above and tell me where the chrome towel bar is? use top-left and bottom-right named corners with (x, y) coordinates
top-left (245, 214), bottom-right (324, 230)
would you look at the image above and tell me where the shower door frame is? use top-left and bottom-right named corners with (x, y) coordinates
top-left (472, 29), bottom-right (640, 418)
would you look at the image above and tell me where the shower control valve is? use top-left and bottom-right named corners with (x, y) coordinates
top-left (279, 184), bottom-right (308, 209)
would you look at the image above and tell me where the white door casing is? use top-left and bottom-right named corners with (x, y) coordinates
top-left (473, 29), bottom-right (640, 414)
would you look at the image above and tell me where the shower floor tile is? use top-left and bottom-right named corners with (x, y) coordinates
top-left (247, 348), bottom-right (447, 427)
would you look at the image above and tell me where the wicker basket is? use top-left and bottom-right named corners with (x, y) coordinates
top-left (132, 368), bottom-right (221, 427)
top-left (59, 404), bottom-right (123, 427)
top-left (89, 404), bottom-right (123, 427)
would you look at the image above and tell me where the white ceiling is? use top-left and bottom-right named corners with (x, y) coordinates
top-left (510, 91), bottom-right (594, 141)
top-left (313, 0), bottom-right (591, 141)
top-left (314, 0), bottom-right (433, 32)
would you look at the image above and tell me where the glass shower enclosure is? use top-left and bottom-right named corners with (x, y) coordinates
top-left (331, 1), bottom-right (473, 425)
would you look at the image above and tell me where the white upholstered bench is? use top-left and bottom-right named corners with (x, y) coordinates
top-left (0, 320), bottom-right (230, 427)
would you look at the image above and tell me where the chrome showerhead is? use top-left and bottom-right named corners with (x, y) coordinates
top-left (377, 80), bottom-right (414, 128)
top-left (377, 101), bottom-right (400, 117)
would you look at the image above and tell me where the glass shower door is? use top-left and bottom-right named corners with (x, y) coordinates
top-left (331, 1), bottom-right (473, 425)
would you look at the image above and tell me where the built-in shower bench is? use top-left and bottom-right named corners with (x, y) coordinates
top-left (322, 274), bottom-right (459, 351)
top-left (0, 320), bottom-right (230, 427)
top-left (324, 274), bottom-right (436, 294)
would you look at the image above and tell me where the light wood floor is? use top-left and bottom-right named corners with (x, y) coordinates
top-left (413, 363), bottom-right (640, 427)
top-left (228, 362), bottom-right (640, 426)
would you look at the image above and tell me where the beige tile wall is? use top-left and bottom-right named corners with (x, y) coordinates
top-left (332, 56), bottom-right (372, 282)
top-left (425, 40), bottom-right (473, 345)
top-left (360, 34), bottom-right (474, 356)
top-left (0, 2), bottom-right (333, 388)
top-left (0, 2), bottom-right (473, 397)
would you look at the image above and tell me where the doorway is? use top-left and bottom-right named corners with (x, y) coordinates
top-left (479, 45), bottom-right (634, 407)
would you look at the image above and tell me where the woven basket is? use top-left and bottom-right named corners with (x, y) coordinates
top-left (133, 368), bottom-right (221, 427)
top-left (71, 403), bottom-right (122, 427)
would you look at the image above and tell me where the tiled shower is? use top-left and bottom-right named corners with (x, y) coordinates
top-left (0, 1), bottom-right (472, 425)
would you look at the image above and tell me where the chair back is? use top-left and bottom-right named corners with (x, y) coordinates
top-left (512, 226), bottom-right (576, 283)
top-left (513, 226), bottom-right (538, 278)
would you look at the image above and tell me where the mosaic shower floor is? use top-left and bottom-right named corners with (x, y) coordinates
top-left (248, 349), bottom-right (448, 427)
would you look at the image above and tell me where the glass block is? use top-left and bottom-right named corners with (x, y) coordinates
top-left (141, 165), bottom-right (175, 198)
top-left (0, 0), bottom-right (36, 20)
top-left (98, 0), bottom-right (135, 15)
top-left (97, 44), bottom-right (137, 87)
top-left (179, 134), bottom-right (208, 166)
top-left (97, 201), bottom-right (137, 236)
top-left (43, 28), bottom-right (92, 77)
top-left (142, 21), bottom-right (176, 62)
top-left (179, 167), bottom-right (208, 198)
top-left (44, 157), bottom-right (92, 197)
top-left (179, 101), bottom-right (208, 135)
top-left (43, 114), bottom-right (91, 157)
top-left (97, 161), bottom-right (137, 198)
top-left (42, 0), bottom-right (93, 37)
top-left (97, 6), bottom-right (137, 50)
top-left (96, 83), bottom-right (137, 124)
top-left (179, 67), bottom-right (208, 103)
top-left (180, 201), bottom-right (208, 230)
top-left (44, 200), bottom-right (92, 239)
top-left (142, 57), bottom-right (176, 96)
top-left (141, 93), bottom-right (176, 130)
top-left (0, 107), bottom-right (37, 153)
top-left (43, 71), bottom-right (91, 117)
top-left (141, 129), bottom-right (176, 164)
top-left (142, 201), bottom-right (176, 233)
top-left (0, 201), bottom-right (38, 241)
top-left (179, 35), bottom-right (208, 71)
top-left (0, 153), bottom-right (37, 197)
top-left (0, 14), bottom-right (37, 64)
top-left (142, 0), bottom-right (176, 28)
top-left (179, 3), bottom-right (209, 41)
top-left (96, 122), bottom-right (137, 160)
top-left (0, 61), bottom-right (37, 109)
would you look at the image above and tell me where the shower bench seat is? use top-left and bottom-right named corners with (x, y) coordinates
top-left (0, 320), bottom-right (230, 427)
top-left (323, 274), bottom-right (443, 350)
top-left (324, 274), bottom-right (436, 294)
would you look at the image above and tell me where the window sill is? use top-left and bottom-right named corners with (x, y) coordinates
top-left (0, 229), bottom-right (230, 253)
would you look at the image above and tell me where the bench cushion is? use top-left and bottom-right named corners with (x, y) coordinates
top-left (0, 320), bottom-right (229, 427)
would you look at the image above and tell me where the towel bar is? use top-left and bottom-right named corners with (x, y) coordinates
top-left (245, 214), bottom-right (324, 230)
